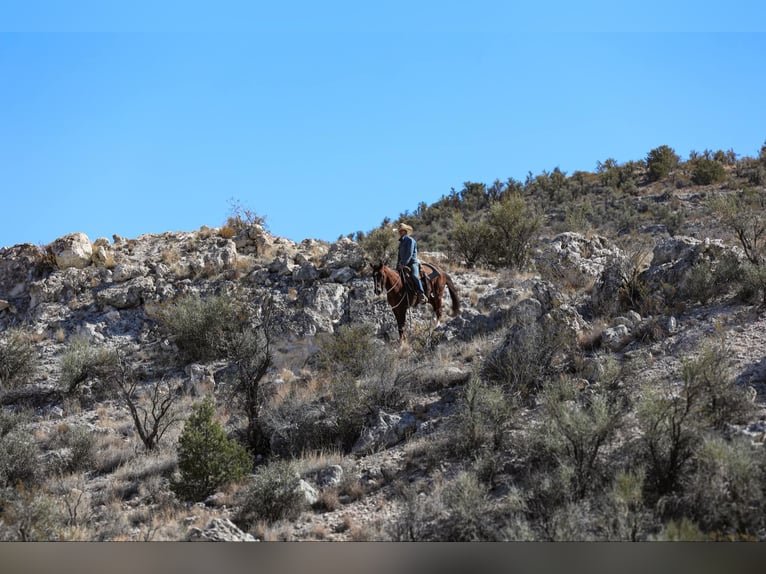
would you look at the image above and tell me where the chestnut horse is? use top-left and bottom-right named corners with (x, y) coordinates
top-left (371, 262), bottom-right (460, 339)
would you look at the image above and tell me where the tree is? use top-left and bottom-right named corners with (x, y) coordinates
top-left (109, 353), bottom-right (182, 451)
top-left (450, 213), bottom-right (492, 267)
top-left (710, 189), bottom-right (766, 265)
top-left (646, 145), bottom-right (680, 182)
top-left (485, 194), bottom-right (542, 269)
top-left (358, 226), bottom-right (398, 266)
top-left (691, 158), bottom-right (726, 185)
top-left (172, 399), bottom-right (252, 502)
top-left (221, 298), bottom-right (274, 453)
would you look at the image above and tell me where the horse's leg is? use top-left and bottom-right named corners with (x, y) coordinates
top-left (431, 282), bottom-right (444, 324)
top-left (395, 307), bottom-right (407, 340)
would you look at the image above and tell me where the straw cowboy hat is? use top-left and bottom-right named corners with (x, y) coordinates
top-left (397, 223), bottom-right (413, 234)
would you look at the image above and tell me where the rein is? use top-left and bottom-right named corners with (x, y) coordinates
top-left (383, 270), bottom-right (409, 310)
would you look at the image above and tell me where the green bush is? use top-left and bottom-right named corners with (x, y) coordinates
top-left (219, 300), bottom-right (273, 453)
top-left (0, 485), bottom-right (62, 541)
top-left (605, 470), bottom-right (652, 541)
top-left (450, 213), bottom-right (493, 267)
top-left (59, 335), bottom-right (117, 394)
top-left (535, 378), bottom-right (623, 499)
top-left (691, 158), bottom-right (727, 185)
top-left (485, 194), bottom-right (542, 270)
top-left (680, 251), bottom-right (742, 305)
top-left (0, 428), bottom-right (42, 488)
top-left (709, 189), bottom-right (766, 265)
top-left (646, 145), bottom-right (680, 182)
top-left (358, 226), bottom-right (398, 266)
top-left (153, 293), bottom-right (242, 363)
top-left (235, 459), bottom-right (306, 528)
top-left (680, 339), bottom-right (754, 429)
top-left (684, 436), bottom-right (765, 537)
top-left (172, 399), bottom-right (252, 502)
top-left (448, 375), bottom-right (515, 456)
top-left (0, 329), bottom-right (37, 390)
top-left (737, 260), bottom-right (766, 306)
top-left (438, 471), bottom-right (499, 541)
top-left (49, 425), bottom-right (97, 474)
top-left (636, 383), bottom-right (701, 499)
top-left (315, 323), bottom-right (382, 380)
top-left (482, 318), bottom-right (573, 403)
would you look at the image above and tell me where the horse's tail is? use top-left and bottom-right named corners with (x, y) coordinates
top-left (445, 273), bottom-right (461, 317)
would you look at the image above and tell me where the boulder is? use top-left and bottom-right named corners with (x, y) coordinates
top-left (322, 238), bottom-right (365, 270)
top-left (186, 518), bottom-right (257, 542)
top-left (96, 276), bottom-right (155, 309)
top-left (602, 325), bottom-right (630, 351)
top-left (352, 411), bottom-right (418, 455)
top-left (297, 479), bottom-right (319, 505)
top-left (51, 233), bottom-right (93, 269)
top-left (312, 464), bottom-right (344, 488)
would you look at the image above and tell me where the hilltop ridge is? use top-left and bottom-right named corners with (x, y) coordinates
top-left (2, 145), bottom-right (766, 540)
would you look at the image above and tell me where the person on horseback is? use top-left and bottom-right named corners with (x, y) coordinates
top-left (397, 223), bottom-right (427, 305)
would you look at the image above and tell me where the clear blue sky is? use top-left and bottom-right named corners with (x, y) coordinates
top-left (2, 2), bottom-right (765, 248)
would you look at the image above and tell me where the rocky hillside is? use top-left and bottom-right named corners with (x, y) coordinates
top-left (1, 193), bottom-right (766, 540)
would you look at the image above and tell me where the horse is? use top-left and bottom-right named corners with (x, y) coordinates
top-left (371, 261), bottom-right (461, 340)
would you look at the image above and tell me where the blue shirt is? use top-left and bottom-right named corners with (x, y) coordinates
top-left (398, 234), bottom-right (419, 267)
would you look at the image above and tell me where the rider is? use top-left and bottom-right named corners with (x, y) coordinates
top-left (397, 223), bottom-right (427, 305)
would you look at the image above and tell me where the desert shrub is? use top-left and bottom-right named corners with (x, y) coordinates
top-left (652, 518), bottom-right (707, 541)
top-left (59, 335), bottom-right (117, 394)
top-left (448, 375), bottom-right (515, 456)
top-left (218, 300), bottom-right (274, 453)
top-left (108, 357), bottom-right (183, 452)
top-left (680, 339), bottom-right (754, 429)
top-left (710, 189), bottom-right (766, 265)
top-left (450, 213), bottom-right (493, 267)
top-left (358, 226), bottom-right (398, 265)
top-left (0, 410), bottom-right (28, 438)
top-left (646, 145), bottom-right (680, 182)
top-left (49, 425), bottom-right (97, 474)
top-left (0, 329), bottom-right (37, 390)
top-left (224, 198), bottom-right (266, 234)
top-left (312, 324), bottom-right (408, 450)
top-left (652, 202), bottom-right (685, 236)
top-left (152, 293), bottom-right (242, 363)
top-left (315, 323), bottom-right (383, 380)
top-left (680, 251), bottom-right (742, 305)
top-left (604, 469), bottom-right (653, 541)
top-left (484, 194), bottom-right (543, 270)
top-left (636, 383), bottom-right (702, 499)
top-left (684, 436), bottom-right (765, 537)
top-left (235, 459), bottom-right (306, 528)
top-left (172, 399), bottom-right (252, 502)
top-left (0, 428), bottom-right (42, 487)
top-left (262, 389), bottom-right (343, 457)
top-left (387, 481), bottom-right (437, 541)
top-left (482, 317), bottom-right (573, 404)
top-left (736, 260), bottom-right (766, 306)
top-left (691, 158), bottom-right (727, 185)
top-left (529, 378), bottom-right (623, 500)
top-left (0, 485), bottom-right (62, 541)
top-left (437, 471), bottom-right (500, 541)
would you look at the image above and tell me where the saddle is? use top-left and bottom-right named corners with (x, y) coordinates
top-left (400, 265), bottom-right (432, 301)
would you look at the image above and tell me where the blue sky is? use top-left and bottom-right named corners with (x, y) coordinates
top-left (2, 2), bottom-right (765, 248)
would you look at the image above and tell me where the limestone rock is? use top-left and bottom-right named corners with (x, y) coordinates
top-left (602, 325), bottom-right (630, 351)
top-left (352, 411), bottom-right (418, 455)
top-left (96, 276), bottom-right (155, 309)
top-left (51, 232), bottom-right (93, 269)
top-left (322, 238), bottom-right (365, 270)
top-left (186, 518), bottom-right (257, 542)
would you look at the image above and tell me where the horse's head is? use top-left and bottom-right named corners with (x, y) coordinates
top-left (371, 263), bottom-right (385, 295)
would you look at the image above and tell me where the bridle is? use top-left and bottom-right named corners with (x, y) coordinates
top-left (373, 266), bottom-right (408, 309)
